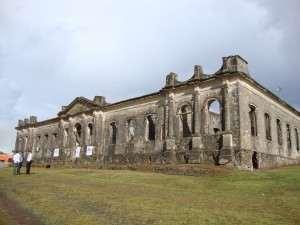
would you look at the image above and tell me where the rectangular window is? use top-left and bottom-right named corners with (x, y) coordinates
top-left (287, 124), bottom-right (292, 150)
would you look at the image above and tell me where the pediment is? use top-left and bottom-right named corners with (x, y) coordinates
top-left (58, 97), bottom-right (99, 117)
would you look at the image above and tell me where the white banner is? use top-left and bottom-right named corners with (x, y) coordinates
top-left (86, 146), bottom-right (94, 156)
top-left (53, 148), bottom-right (60, 157)
top-left (75, 147), bottom-right (81, 158)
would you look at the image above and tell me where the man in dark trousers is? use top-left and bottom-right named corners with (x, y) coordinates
top-left (26, 151), bottom-right (33, 174)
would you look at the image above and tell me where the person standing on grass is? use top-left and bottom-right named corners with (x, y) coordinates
top-left (26, 151), bottom-right (33, 174)
top-left (18, 152), bottom-right (23, 174)
top-left (13, 152), bottom-right (21, 175)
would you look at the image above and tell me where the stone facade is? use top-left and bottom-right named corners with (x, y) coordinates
top-left (15, 55), bottom-right (300, 170)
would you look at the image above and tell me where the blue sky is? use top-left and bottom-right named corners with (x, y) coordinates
top-left (0, 0), bottom-right (299, 152)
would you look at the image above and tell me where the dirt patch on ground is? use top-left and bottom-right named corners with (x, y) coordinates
top-left (0, 192), bottom-right (43, 225)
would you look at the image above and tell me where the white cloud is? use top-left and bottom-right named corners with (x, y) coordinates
top-left (0, 0), bottom-right (299, 151)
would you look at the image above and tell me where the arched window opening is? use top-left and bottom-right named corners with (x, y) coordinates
top-left (264, 113), bottom-right (272, 140)
top-left (277, 119), bottom-right (283, 145)
top-left (44, 134), bottom-right (49, 141)
top-left (295, 128), bottom-right (299, 151)
top-left (207, 99), bottom-right (222, 134)
top-left (36, 135), bottom-right (41, 152)
top-left (75, 123), bottom-right (82, 137)
top-left (88, 123), bottom-right (93, 145)
top-left (88, 123), bottom-right (93, 136)
top-left (74, 123), bottom-right (82, 146)
top-left (127, 119), bottom-right (135, 142)
top-left (52, 133), bottom-right (58, 146)
top-left (146, 115), bottom-right (155, 141)
top-left (44, 134), bottom-right (49, 150)
top-left (36, 135), bottom-right (41, 145)
top-left (287, 124), bottom-right (292, 150)
top-left (110, 122), bottom-right (117, 144)
top-left (180, 105), bottom-right (192, 137)
top-left (249, 105), bottom-right (257, 136)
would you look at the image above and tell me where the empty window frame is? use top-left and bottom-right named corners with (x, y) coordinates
top-left (264, 113), bottom-right (272, 141)
top-left (295, 128), bottom-right (299, 151)
top-left (110, 122), bottom-right (117, 144)
top-left (127, 119), bottom-right (135, 141)
top-left (52, 133), bottom-right (58, 146)
top-left (287, 124), bottom-right (292, 150)
top-left (249, 105), bottom-right (258, 136)
top-left (146, 115), bottom-right (155, 141)
top-left (276, 119), bottom-right (283, 145)
top-left (75, 123), bottom-right (82, 138)
top-left (88, 123), bottom-right (93, 145)
top-left (180, 105), bottom-right (192, 137)
top-left (44, 134), bottom-right (49, 141)
top-left (74, 123), bottom-right (82, 146)
top-left (207, 99), bottom-right (222, 134)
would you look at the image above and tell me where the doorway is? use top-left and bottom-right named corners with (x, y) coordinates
top-left (252, 151), bottom-right (259, 169)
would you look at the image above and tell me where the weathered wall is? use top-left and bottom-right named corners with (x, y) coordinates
top-left (102, 97), bottom-right (162, 164)
top-left (238, 80), bottom-right (300, 169)
top-left (14, 56), bottom-right (300, 170)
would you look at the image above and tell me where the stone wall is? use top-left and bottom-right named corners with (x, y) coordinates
top-left (15, 55), bottom-right (300, 170)
top-left (237, 80), bottom-right (300, 169)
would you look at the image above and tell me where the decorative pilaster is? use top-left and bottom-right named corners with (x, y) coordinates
top-left (93, 111), bottom-right (105, 166)
top-left (193, 87), bottom-right (201, 136)
top-left (69, 117), bottom-right (76, 155)
top-left (58, 119), bottom-right (64, 147)
top-left (220, 82), bottom-right (233, 164)
top-left (191, 87), bottom-right (203, 163)
top-left (166, 93), bottom-right (176, 163)
top-left (82, 114), bottom-right (89, 147)
top-left (168, 93), bottom-right (175, 138)
top-left (223, 82), bottom-right (231, 132)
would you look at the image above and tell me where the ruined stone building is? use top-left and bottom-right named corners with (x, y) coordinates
top-left (15, 55), bottom-right (300, 170)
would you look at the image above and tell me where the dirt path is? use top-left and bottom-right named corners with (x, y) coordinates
top-left (0, 192), bottom-right (43, 225)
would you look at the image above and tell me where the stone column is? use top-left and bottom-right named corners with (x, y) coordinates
top-left (58, 119), bottom-right (65, 162)
top-left (155, 99), bottom-right (165, 153)
top-left (58, 119), bottom-right (64, 147)
top-left (168, 93), bottom-right (175, 138)
top-left (166, 93), bottom-right (176, 163)
top-left (193, 87), bottom-right (201, 136)
top-left (14, 131), bottom-right (21, 152)
top-left (223, 82), bottom-right (231, 132)
top-left (28, 128), bottom-right (35, 154)
top-left (41, 134), bottom-right (47, 163)
top-left (192, 87), bottom-right (203, 163)
top-left (24, 129), bottom-right (30, 154)
top-left (30, 128), bottom-right (37, 159)
top-left (69, 117), bottom-right (76, 160)
top-left (93, 111), bottom-right (105, 166)
top-left (221, 82), bottom-right (233, 164)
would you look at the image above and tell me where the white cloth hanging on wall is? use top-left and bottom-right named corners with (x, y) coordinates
top-left (86, 146), bottom-right (94, 156)
top-left (53, 148), bottom-right (60, 157)
top-left (75, 147), bottom-right (81, 158)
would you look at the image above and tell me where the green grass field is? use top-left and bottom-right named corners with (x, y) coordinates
top-left (0, 165), bottom-right (300, 225)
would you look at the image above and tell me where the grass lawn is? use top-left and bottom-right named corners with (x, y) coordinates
top-left (0, 165), bottom-right (300, 225)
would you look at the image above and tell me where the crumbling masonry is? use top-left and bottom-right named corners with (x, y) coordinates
top-left (15, 56), bottom-right (300, 170)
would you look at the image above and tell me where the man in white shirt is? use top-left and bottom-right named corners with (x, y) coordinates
top-left (13, 152), bottom-right (22, 175)
top-left (26, 151), bottom-right (33, 174)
